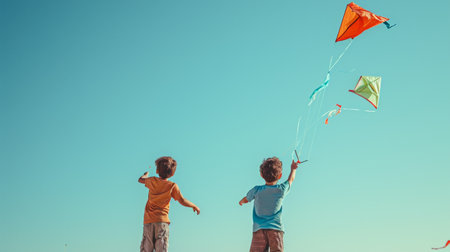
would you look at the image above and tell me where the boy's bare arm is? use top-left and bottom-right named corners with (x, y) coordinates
top-left (178, 196), bottom-right (200, 215)
top-left (138, 172), bottom-right (149, 184)
top-left (287, 160), bottom-right (299, 185)
top-left (239, 196), bottom-right (248, 206)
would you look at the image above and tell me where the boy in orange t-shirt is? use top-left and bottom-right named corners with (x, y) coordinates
top-left (138, 156), bottom-right (200, 252)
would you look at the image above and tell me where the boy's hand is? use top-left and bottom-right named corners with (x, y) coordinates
top-left (291, 160), bottom-right (299, 170)
top-left (138, 171), bottom-right (149, 184)
top-left (193, 206), bottom-right (200, 215)
top-left (239, 197), bottom-right (249, 206)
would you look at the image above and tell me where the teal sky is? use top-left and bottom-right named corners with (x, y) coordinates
top-left (1, 0), bottom-right (450, 251)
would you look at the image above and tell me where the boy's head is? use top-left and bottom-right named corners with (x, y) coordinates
top-left (260, 157), bottom-right (282, 183)
top-left (155, 156), bottom-right (177, 179)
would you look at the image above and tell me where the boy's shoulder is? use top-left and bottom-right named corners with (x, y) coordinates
top-left (277, 180), bottom-right (290, 191)
top-left (253, 181), bottom-right (290, 190)
top-left (248, 181), bottom-right (290, 197)
top-left (144, 177), bottom-right (177, 189)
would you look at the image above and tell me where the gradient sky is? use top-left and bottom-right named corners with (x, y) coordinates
top-left (1, 0), bottom-right (450, 251)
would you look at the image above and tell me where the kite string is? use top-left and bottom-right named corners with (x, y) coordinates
top-left (342, 108), bottom-right (375, 113)
top-left (291, 116), bottom-right (302, 161)
top-left (321, 107), bottom-right (376, 117)
top-left (303, 56), bottom-right (333, 159)
top-left (298, 106), bottom-right (311, 155)
top-left (295, 117), bottom-right (301, 147)
top-left (295, 40), bottom-right (353, 159)
top-left (329, 39), bottom-right (353, 72)
top-left (297, 57), bottom-right (331, 159)
top-left (306, 86), bottom-right (327, 159)
top-left (308, 40), bottom-right (352, 106)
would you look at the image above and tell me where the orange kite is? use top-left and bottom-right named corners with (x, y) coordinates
top-left (336, 2), bottom-right (390, 42)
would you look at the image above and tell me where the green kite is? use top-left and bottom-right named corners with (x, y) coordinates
top-left (349, 76), bottom-right (381, 109)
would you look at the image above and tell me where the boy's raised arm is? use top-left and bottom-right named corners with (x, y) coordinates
top-left (138, 171), bottom-right (149, 184)
top-left (287, 160), bottom-right (299, 185)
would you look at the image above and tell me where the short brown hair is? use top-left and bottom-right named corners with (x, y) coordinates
top-left (260, 157), bottom-right (282, 182)
top-left (155, 156), bottom-right (177, 179)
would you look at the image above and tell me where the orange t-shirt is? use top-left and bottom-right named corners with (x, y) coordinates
top-left (143, 177), bottom-right (182, 224)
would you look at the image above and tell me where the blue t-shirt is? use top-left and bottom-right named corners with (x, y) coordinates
top-left (246, 180), bottom-right (290, 232)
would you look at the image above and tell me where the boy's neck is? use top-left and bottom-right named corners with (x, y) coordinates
top-left (265, 180), bottom-right (278, 186)
top-left (158, 176), bottom-right (168, 181)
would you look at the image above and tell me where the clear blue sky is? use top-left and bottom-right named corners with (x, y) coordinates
top-left (1, 0), bottom-right (449, 251)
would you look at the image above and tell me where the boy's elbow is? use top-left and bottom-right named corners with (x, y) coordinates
top-left (177, 196), bottom-right (186, 205)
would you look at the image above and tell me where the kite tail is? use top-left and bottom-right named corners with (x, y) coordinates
top-left (322, 104), bottom-right (342, 125)
top-left (308, 73), bottom-right (330, 106)
top-left (308, 40), bottom-right (353, 106)
top-left (336, 104), bottom-right (342, 115)
top-left (383, 21), bottom-right (397, 29)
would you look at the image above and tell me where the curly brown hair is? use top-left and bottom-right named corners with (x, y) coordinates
top-left (260, 157), bottom-right (282, 183)
top-left (155, 156), bottom-right (177, 179)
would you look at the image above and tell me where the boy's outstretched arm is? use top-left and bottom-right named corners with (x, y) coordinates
top-left (178, 196), bottom-right (201, 215)
top-left (287, 160), bottom-right (299, 185)
top-left (138, 171), bottom-right (149, 184)
top-left (239, 196), bottom-right (249, 206)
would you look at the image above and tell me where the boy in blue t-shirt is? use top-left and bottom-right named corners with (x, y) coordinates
top-left (239, 157), bottom-right (299, 252)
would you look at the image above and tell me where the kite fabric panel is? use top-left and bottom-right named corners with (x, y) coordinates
top-left (349, 76), bottom-right (381, 109)
top-left (336, 2), bottom-right (389, 42)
